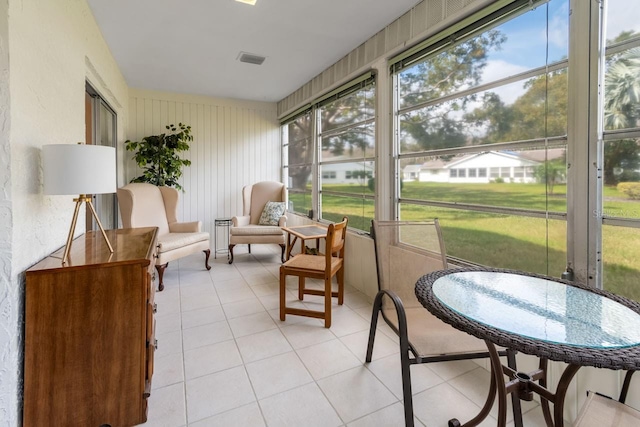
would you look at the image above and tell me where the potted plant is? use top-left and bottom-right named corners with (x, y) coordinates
top-left (125, 122), bottom-right (193, 190)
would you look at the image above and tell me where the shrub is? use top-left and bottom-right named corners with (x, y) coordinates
top-left (617, 182), bottom-right (640, 200)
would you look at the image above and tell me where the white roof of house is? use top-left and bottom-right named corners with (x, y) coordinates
top-left (420, 149), bottom-right (565, 170)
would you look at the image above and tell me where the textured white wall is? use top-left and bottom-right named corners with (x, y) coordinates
top-left (127, 89), bottom-right (280, 234)
top-left (3, 0), bottom-right (128, 424)
top-left (0, 0), bottom-right (14, 423)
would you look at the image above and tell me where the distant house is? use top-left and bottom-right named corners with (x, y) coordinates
top-left (402, 164), bottom-right (422, 181)
top-left (408, 149), bottom-right (565, 184)
top-left (321, 160), bottom-right (374, 185)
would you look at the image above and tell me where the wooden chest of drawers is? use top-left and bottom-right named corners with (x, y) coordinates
top-left (24, 227), bottom-right (159, 427)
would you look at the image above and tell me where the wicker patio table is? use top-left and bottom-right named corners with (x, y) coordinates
top-left (416, 267), bottom-right (640, 427)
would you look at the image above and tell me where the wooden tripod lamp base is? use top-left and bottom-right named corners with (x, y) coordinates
top-left (62, 195), bottom-right (114, 265)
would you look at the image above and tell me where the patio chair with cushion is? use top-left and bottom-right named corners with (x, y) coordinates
top-left (228, 181), bottom-right (287, 264)
top-left (117, 183), bottom-right (211, 291)
top-left (365, 219), bottom-right (519, 427)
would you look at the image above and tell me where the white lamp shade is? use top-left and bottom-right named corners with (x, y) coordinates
top-left (43, 144), bottom-right (117, 195)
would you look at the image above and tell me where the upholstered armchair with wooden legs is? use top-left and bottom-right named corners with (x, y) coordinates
top-left (117, 183), bottom-right (211, 291)
top-left (228, 181), bottom-right (287, 264)
top-left (279, 217), bottom-right (348, 328)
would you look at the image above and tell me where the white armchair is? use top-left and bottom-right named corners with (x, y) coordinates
top-left (117, 183), bottom-right (211, 290)
top-left (229, 181), bottom-right (287, 264)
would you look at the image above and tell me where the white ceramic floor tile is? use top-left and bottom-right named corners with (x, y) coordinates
top-left (259, 382), bottom-right (342, 427)
top-left (317, 366), bottom-right (397, 423)
top-left (152, 352), bottom-right (184, 390)
top-left (366, 353), bottom-right (444, 399)
top-left (326, 308), bottom-right (370, 337)
top-left (346, 402), bottom-right (424, 427)
top-left (186, 366), bottom-right (256, 423)
top-left (296, 339), bottom-right (361, 380)
top-left (214, 279), bottom-right (249, 292)
top-left (184, 340), bottom-right (243, 380)
top-left (217, 286), bottom-right (256, 305)
top-left (342, 291), bottom-right (372, 310)
top-left (211, 268), bottom-right (243, 282)
top-left (155, 288), bottom-right (182, 315)
top-left (156, 311), bottom-right (182, 334)
top-left (250, 282), bottom-right (281, 297)
top-left (189, 402), bottom-right (266, 427)
top-left (339, 329), bottom-right (398, 363)
top-left (412, 382), bottom-right (495, 427)
top-left (181, 305), bottom-right (226, 330)
top-left (155, 330), bottom-right (183, 356)
top-left (143, 382), bottom-right (187, 427)
top-left (235, 328), bottom-right (293, 363)
top-left (279, 323), bottom-right (336, 349)
top-left (180, 292), bottom-right (221, 312)
top-left (228, 312), bottom-right (277, 338)
top-left (182, 320), bottom-right (233, 351)
top-left (222, 297), bottom-right (266, 319)
top-left (243, 273), bottom-right (277, 286)
top-left (246, 351), bottom-right (313, 399)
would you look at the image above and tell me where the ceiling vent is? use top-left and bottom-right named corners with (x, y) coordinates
top-left (238, 52), bottom-right (266, 65)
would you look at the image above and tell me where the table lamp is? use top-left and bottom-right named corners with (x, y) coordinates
top-left (43, 143), bottom-right (116, 264)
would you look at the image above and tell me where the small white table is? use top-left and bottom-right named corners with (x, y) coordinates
top-left (214, 218), bottom-right (232, 259)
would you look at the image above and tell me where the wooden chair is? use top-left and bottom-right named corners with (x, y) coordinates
top-left (279, 217), bottom-right (348, 328)
top-left (365, 219), bottom-right (518, 427)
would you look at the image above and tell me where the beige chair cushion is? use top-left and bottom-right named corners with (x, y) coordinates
top-left (117, 183), bottom-right (171, 235)
top-left (158, 232), bottom-right (210, 253)
top-left (574, 392), bottom-right (640, 427)
top-left (231, 225), bottom-right (284, 236)
top-left (246, 181), bottom-right (287, 225)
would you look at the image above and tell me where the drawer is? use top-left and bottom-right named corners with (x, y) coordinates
top-left (146, 302), bottom-right (156, 342)
top-left (147, 271), bottom-right (157, 302)
top-left (146, 319), bottom-right (156, 381)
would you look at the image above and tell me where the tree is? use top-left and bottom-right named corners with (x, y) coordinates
top-left (602, 46), bottom-right (640, 185)
top-left (399, 30), bottom-right (506, 153)
top-left (534, 158), bottom-right (566, 195)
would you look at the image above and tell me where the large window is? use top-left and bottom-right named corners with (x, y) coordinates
top-left (601, 0), bottom-right (640, 300)
top-left (318, 83), bottom-right (375, 231)
top-left (395, 0), bottom-right (568, 275)
top-left (282, 111), bottom-right (313, 216)
top-left (281, 76), bottom-right (376, 231)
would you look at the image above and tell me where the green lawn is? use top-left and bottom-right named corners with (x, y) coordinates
top-left (290, 182), bottom-right (640, 301)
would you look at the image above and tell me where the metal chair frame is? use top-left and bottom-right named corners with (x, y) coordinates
top-left (365, 219), bottom-right (521, 427)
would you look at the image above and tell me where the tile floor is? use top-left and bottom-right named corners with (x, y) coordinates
top-left (140, 245), bottom-right (550, 427)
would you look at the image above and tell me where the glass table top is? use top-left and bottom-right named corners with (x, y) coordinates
top-left (432, 271), bottom-right (640, 349)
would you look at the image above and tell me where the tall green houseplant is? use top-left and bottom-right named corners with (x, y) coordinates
top-left (125, 123), bottom-right (193, 190)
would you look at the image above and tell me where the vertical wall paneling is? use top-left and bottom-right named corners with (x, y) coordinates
top-left (127, 89), bottom-right (279, 235)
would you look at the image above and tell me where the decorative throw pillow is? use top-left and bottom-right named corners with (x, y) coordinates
top-left (258, 201), bottom-right (286, 226)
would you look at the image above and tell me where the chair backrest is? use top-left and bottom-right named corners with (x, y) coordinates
top-left (243, 181), bottom-right (287, 225)
top-left (325, 216), bottom-right (348, 268)
top-left (371, 219), bottom-right (447, 309)
top-left (117, 183), bottom-right (175, 235)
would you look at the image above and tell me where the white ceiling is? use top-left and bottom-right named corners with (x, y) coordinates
top-left (87, 0), bottom-right (421, 103)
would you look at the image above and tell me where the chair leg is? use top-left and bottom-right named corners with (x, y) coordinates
top-left (203, 249), bottom-right (211, 270)
top-left (248, 244), bottom-right (251, 253)
top-left (279, 267), bottom-right (286, 321)
top-left (324, 277), bottom-right (332, 328)
top-left (507, 350), bottom-right (523, 427)
top-left (298, 276), bottom-right (305, 300)
top-left (155, 263), bottom-right (168, 292)
top-left (337, 266), bottom-right (344, 305)
top-left (366, 291), bottom-right (385, 363)
top-left (228, 244), bottom-right (235, 264)
top-left (279, 244), bottom-right (286, 263)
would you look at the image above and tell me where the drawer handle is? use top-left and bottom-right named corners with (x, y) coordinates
top-left (153, 303), bottom-right (157, 314)
top-left (153, 253), bottom-right (159, 259)
top-left (152, 273), bottom-right (157, 282)
top-left (143, 392), bottom-right (150, 399)
top-left (154, 339), bottom-right (158, 350)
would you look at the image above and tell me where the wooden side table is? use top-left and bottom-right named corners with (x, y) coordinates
top-left (282, 224), bottom-right (328, 260)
